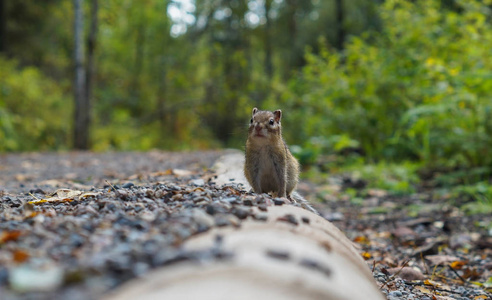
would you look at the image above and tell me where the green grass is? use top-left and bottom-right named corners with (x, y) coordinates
top-left (302, 157), bottom-right (492, 215)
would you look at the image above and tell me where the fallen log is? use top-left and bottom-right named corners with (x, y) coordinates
top-left (105, 205), bottom-right (383, 300)
top-left (105, 153), bottom-right (384, 300)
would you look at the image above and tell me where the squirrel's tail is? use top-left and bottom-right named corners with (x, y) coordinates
top-left (290, 192), bottom-right (320, 215)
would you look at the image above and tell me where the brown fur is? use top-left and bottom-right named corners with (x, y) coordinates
top-left (244, 107), bottom-right (300, 198)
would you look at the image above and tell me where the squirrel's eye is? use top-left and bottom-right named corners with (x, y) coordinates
top-left (269, 119), bottom-right (274, 126)
top-left (250, 118), bottom-right (253, 124)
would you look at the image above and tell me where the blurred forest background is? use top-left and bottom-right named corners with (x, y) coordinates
top-left (1, 0), bottom-right (492, 205)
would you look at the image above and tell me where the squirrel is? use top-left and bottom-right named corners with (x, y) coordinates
top-left (244, 107), bottom-right (318, 214)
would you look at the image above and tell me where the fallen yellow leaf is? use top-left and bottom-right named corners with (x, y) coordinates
top-left (414, 286), bottom-right (432, 294)
top-left (450, 261), bottom-right (466, 270)
top-left (361, 252), bottom-right (372, 260)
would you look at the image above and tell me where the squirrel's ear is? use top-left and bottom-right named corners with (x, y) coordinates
top-left (252, 107), bottom-right (258, 115)
top-left (273, 110), bottom-right (282, 122)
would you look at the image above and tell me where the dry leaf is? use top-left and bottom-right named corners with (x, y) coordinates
top-left (361, 252), bottom-right (372, 260)
top-left (387, 267), bottom-right (425, 281)
top-left (414, 286), bottom-right (432, 294)
top-left (29, 189), bottom-right (83, 205)
top-left (425, 255), bottom-right (461, 266)
top-left (449, 261), bottom-right (467, 270)
top-left (13, 249), bottom-right (30, 263)
top-left (37, 179), bottom-right (66, 187)
top-left (392, 226), bottom-right (416, 239)
top-left (171, 169), bottom-right (194, 177)
top-left (51, 189), bottom-right (82, 198)
top-left (80, 192), bottom-right (101, 199)
top-left (149, 169), bottom-right (173, 177)
top-left (353, 236), bottom-right (369, 244)
top-left (1, 231), bottom-right (22, 243)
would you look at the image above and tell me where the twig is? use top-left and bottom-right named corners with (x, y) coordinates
top-left (405, 281), bottom-right (463, 295)
top-left (420, 251), bottom-right (430, 275)
top-left (430, 263), bottom-right (440, 281)
top-left (28, 192), bottom-right (41, 201)
top-left (105, 180), bottom-right (118, 192)
top-left (448, 264), bottom-right (468, 285)
top-left (380, 259), bottom-right (410, 290)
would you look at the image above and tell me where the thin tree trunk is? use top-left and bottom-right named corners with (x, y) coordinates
top-left (335, 0), bottom-right (345, 50)
top-left (84, 0), bottom-right (98, 149)
top-left (264, 0), bottom-right (273, 79)
top-left (157, 64), bottom-right (167, 131)
top-left (285, 0), bottom-right (297, 76)
top-left (0, 0), bottom-right (5, 53)
top-left (73, 0), bottom-right (88, 149)
top-left (131, 19), bottom-right (145, 111)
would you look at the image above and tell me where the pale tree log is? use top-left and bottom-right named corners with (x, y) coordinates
top-left (105, 152), bottom-right (384, 300)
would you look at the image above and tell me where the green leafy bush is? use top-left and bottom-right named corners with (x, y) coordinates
top-left (282, 0), bottom-right (492, 171)
top-left (0, 57), bottom-right (71, 151)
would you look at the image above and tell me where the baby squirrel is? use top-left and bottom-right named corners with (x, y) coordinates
top-left (244, 107), bottom-right (318, 214)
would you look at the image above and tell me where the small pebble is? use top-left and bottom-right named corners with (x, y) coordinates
top-left (232, 207), bottom-right (249, 220)
top-left (243, 199), bottom-right (253, 206)
top-left (253, 212), bottom-right (268, 221)
top-left (277, 214), bottom-right (298, 226)
top-left (122, 182), bottom-right (135, 189)
top-left (273, 198), bottom-right (285, 206)
top-left (388, 291), bottom-right (403, 297)
top-left (9, 265), bottom-right (64, 292)
top-left (190, 179), bottom-right (205, 186)
top-left (214, 215), bottom-right (230, 227)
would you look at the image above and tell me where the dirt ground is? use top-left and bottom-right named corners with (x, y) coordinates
top-left (0, 150), bottom-right (490, 299)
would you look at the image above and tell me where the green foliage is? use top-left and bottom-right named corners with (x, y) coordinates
top-left (0, 57), bottom-right (71, 151)
top-left (344, 161), bottom-right (421, 195)
top-left (282, 0), bottom-right (492, 171)
top-left (452, 182), bottom-right (492, 214)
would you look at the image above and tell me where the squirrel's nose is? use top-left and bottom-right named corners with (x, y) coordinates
top-left (255, 125), bottom-right (262, 132)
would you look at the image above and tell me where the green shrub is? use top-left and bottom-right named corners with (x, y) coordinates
top-left (281, 0), bottom-right (492, 171)
top-left (0, 57), bottom-right (71, 151)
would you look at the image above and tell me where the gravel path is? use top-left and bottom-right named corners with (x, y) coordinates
top-left (0, 150), bottom-right (491, 299)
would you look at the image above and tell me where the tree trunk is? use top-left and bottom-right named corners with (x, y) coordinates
top-left (131, 18), bottom-right (146, 112)
top-left (157, 66), bottom-right (167, 132)
top-left (285, 0), bottom-right (298, 77)
top-left (73, 0), bottom-right (88, 150)
top-left (84, 0), bottom-right (98, 149)
top-left (335, 0), bottom-right (345, 50)
top-left (264, 0), bottom-right (273, 79)
top-left (0, 0), bottom-right (5, 53)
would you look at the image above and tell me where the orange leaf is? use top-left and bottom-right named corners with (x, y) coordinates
top-left (25, 211), bottom-right (39, 218)
top-left (424, 279), bottom-right (437, 286)
top-left (13, 249), bottom-right (30, 263)
top-left (450, 261), bottom-right (466, 270)
top-left (353, 236), bottom-right (369, 244)
top-left (362, 252), bottom-right (372, 260)
top-left (1, 231), bottom-right (22, 243)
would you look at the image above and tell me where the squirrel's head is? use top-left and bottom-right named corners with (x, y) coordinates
top-left (248, 107), bottom-right (282, 143)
